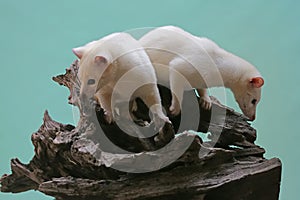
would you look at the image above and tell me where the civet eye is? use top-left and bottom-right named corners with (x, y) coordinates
top-left (87, 79), bottom-right (95, 85)
top-left (251, 99), bottom-right (257, 105)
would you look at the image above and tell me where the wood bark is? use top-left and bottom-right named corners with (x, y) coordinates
top-left (0, 60), bottom-right (281, 200)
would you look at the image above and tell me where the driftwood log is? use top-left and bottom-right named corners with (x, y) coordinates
top-left (1, 60), bottom-right (281, 200)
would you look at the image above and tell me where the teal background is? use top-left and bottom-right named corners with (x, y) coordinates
top-left (0, 0), bottom-right (299, 199)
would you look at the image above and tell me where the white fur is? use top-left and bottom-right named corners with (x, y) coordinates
top-left (75, 32), bottom-right (170, 125)
top-left (139, 26), bottom-right (264, 120)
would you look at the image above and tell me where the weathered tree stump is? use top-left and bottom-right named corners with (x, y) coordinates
top-left (0, 60), bottom-right (281, 200)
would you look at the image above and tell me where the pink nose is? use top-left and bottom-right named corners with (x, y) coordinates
top-left (250, 115), bottom-right (256, 121)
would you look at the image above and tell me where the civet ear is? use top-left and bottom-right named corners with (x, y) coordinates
top-left (72, 46), bottom-right (86, 59)
top-left (94, 56), bottom-right (108, 66)
top-left (250, 77), bottom-right (264, 88)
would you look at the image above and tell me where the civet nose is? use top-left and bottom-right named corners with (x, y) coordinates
top-left (250, 115), bottom-right (256, 121)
